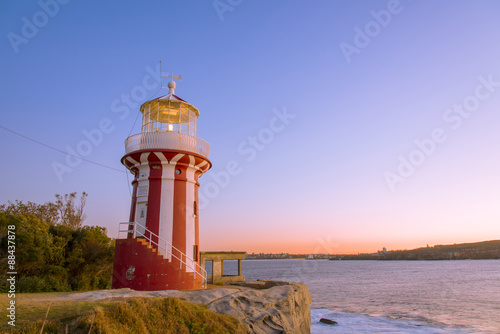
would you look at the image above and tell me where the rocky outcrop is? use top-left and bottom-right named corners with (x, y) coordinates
top-left (31, 280), bottom-right (311, 334)
top-left (208, 280), bottom-right (311, 334)
top-left (319, 318), bottom-right (338, 325)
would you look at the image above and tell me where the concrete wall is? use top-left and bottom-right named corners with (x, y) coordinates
top-left (200, 252), bottom-right (246, 284)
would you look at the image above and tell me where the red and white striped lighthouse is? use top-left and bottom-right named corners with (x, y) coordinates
top-left (112, 79), bottom-right (211, 291)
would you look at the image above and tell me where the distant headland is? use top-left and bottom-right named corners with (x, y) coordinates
top-left (333, 240), bottom-right (500, 261)
top-left (246, 240), bottom-right (500, 260)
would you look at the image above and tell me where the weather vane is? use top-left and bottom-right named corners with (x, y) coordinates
top-left (164, 74), bottom-right (183, 81)
top-left (159, 60), bottom-right (183, 89)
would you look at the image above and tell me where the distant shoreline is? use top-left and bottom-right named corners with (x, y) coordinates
top-left (244, 257), bottom-right (500, 261)
top-left (245, 239), bottom-right (500, 261)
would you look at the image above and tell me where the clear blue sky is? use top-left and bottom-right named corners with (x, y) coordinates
top-left (2, 0), bottom-right (500, 253)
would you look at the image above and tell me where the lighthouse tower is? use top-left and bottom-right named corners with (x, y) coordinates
top-left (112, 80), bottom-right (211, 290)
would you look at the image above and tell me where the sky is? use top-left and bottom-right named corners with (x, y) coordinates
top-left (1, 0), bottom-right (500, 254)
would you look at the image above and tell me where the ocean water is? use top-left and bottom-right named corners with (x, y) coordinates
top-left (217, 259), bottom-right (500, 333)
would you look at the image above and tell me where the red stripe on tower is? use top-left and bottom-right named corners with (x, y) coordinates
top-left (194, 170), bottom-right (200, 263)
top-left (127, 168), bottom-right (139, 238)
top-left (172, 163), bottom-right (187, 268)
top-left (146, 153), bottom-right (163, 246)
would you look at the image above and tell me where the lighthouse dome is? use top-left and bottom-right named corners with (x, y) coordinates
top-left (139, 79), bottom-right (200, 136)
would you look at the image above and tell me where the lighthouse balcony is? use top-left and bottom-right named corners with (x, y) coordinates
top-left (124, 132), bottom-right (210, 158)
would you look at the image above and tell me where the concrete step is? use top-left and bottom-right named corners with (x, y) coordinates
top-left (136, 238), bottom-right (167, 260)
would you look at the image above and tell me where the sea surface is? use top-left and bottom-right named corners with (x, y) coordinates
top-left (214, 259), bottom-right (500, 333)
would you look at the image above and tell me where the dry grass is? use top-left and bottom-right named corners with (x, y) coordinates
top-left (0, 294), bottom-right (247, 334)
top-left (0, 292), bottom-right (107, 333)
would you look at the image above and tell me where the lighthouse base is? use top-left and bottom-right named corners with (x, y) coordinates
top-left (112, 238), bottom-right (204, 291)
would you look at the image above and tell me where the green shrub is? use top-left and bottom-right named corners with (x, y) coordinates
top-left (0, 194), bottom-right (115, 294)
top-left (18, 276), bottom-right (70, 293)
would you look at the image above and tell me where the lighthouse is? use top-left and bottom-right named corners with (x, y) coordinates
top-left (112, 79), bottom-right (211, 291)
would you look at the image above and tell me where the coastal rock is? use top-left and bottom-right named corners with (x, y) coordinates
top-left (229, 280), bottom-right (291, 290)
top-left (29, 281), bottom-right (311, 333)
top-left (207, 280), bottom-right (312, 334)
top-left (319, 318), bottom-right (338, 325)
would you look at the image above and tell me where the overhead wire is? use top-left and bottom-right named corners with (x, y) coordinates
top-left (0, 125), bottom-right (125, 173)
top-left (1, 60), bottom-right (168, 198)
top-left (124, 60), bottom-right (166, 197)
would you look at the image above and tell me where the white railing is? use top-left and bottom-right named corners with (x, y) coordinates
top-left (124, 132), bottom-right (210, 159)
top-left (118, 222), bottom-right (207, 288)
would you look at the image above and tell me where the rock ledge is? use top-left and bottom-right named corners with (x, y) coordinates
top-left (208, 280), bottom-right (311, 334)
top-left (31, 280), bottom-right (311, 334)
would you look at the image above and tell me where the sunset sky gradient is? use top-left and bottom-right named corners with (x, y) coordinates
top-left (1, 0), bottom-right (500, 254)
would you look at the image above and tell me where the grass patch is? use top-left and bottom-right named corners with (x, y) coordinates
top-left (0, 294), bottom-right (247, 334)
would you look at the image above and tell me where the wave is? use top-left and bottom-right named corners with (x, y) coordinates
top-left (311, 308), bottom-right (484, 334)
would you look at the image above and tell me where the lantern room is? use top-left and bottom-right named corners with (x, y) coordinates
top-left (140, 81), bottom-right (199, 136)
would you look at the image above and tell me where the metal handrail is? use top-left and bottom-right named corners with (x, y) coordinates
top-left (118, 222), bottom-right (207, 288)
top-left (124, 132), bottom-right (210, 158)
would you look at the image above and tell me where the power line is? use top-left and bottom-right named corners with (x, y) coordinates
top-left (0, 125), bottom-right (126, 173)
top-left (126, 60), bottom-right (167, 138)
top-left (2, 62), bottom-right (168, 187)
top-left (127, 83), bottom-right (162, 137)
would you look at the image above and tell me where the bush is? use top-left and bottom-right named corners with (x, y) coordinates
top-left (0, 194), bottom-right (114, 294)
top-left (18, 276), bottom-right (70, 293)
top-left (18, 277), bottom-right (47, 292)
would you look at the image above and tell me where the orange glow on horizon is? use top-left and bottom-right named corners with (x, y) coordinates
top-left (200, 236), bottom-right (500, 255)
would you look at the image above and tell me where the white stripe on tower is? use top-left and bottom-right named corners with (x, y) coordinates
top-left (170, 153), bottom-right (184, 164)
top-left (134, 152), bottom-right (151, 236)
top-left (196, 160), bottom-right (208, 169)
top-left (185, 166), bottom-right (196, 272)
top-left (126, 156), bottom-right (139, 166)
top-left (158, 153), bottom-right (174, 260)
top-left (140, 152), bottom-right (150, 164)
top-left (153, 152), bottom-right (167, 162)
